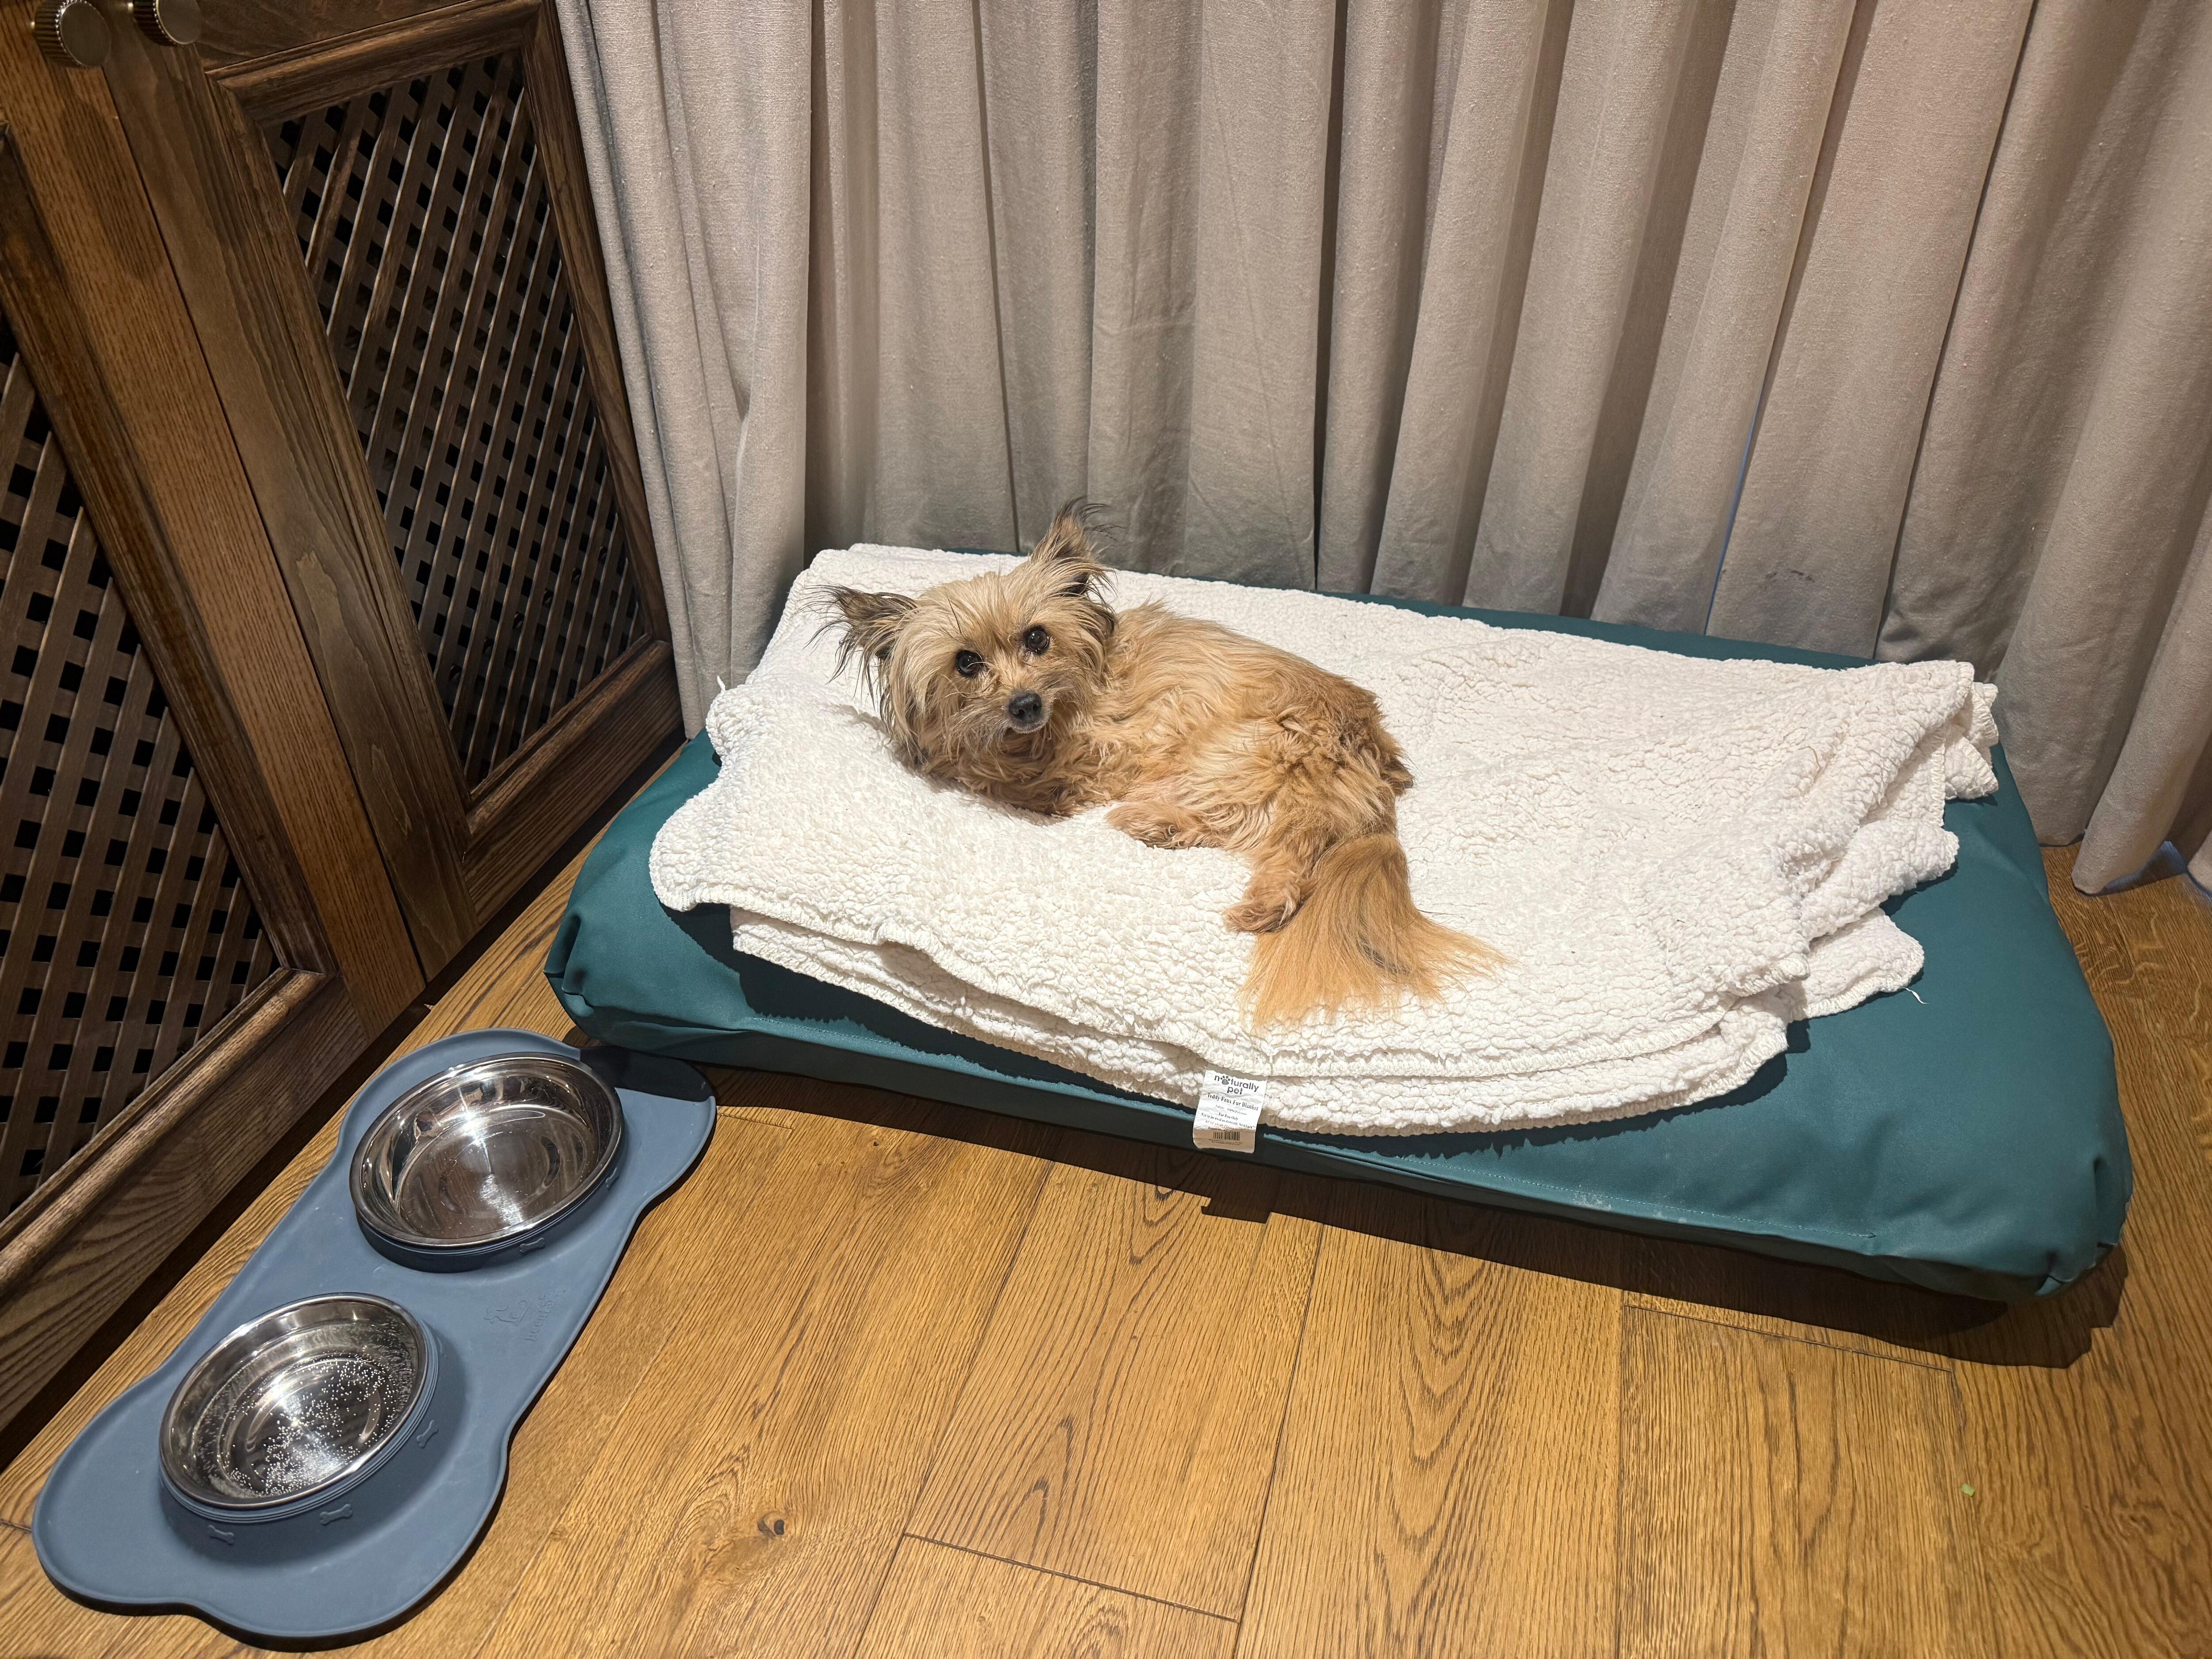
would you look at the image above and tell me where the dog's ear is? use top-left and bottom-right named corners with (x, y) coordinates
top-left (820, 586), bottom-right (916, 679)
top-left (1029, 500), bottom-right (1110, 598)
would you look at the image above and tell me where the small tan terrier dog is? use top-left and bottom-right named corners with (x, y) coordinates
top-left (826, 506), bottom-right (1501, 1026)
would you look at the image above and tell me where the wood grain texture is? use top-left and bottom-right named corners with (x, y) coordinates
top-left (1235, 1185), bottom-right (1623, 1659)
top-left (856, 1538), bottom-right (1237, 1659)
top-left (1618, 1309), bottom-right (1988, 1658)
top-left (100, 21), bottom-right (481, 971)
top-left (101, 6), bottom-right (680, 968)
top-left (703, 1065), bottom-right (811, 1131)
top-left (912, 1148), bottom-right (1319, 1616)
top-left (0, 72), bottom-right (418, 1427)
top-left (1936, 849), bottom-right (2212, 1659)
top-left (0, 856), bottom-right (663, 1655)
top-left (354, 1112), bottom-right (792, 1658)
top-left (0, 15), bottom-right (420, 1025)
top-left (1619, 1245), bottom-right (1990, 1370)
top-left (0, 830), bottom-right (2205, 1657)
top-left (461, 640), bottom-right (680, 904)
top-left (0, 169), bottom-right (288, 1214)
top-left (0, 835), bottom-right (587, 1526)
top-left (0, 975), bottom-right (360, 1433)
top-left (303, 861), bottom-right (799, 1658)
top-left (0, 999), bottom-right (352, 1527)
top-left (472, 1092), bottom-right (1056, 1659)
top-left (207, 0), bottom-right (539, 108)
top-left (257, 39), bottom-right (659, 788)
top-left (2042, 849), bottom-right (2212, 1178)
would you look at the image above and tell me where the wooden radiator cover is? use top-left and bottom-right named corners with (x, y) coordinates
top-left (0, 313), bottom-right (280, 1215)
top-left (264, 50), bottom-right (650, 786)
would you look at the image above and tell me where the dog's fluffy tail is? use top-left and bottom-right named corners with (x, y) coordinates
top-left (1241, 834), bottom-right (1502, 1028)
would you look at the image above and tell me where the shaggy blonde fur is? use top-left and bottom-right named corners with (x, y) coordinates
top-left (826, 505), bottom-right (1502, 1026)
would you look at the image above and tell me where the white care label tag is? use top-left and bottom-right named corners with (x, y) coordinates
top-left (1193, 1070), bottom-right (1267, 1153)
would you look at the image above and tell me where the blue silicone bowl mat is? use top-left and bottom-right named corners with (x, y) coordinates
top-left (31, 1027), bottom-right (717, 1644)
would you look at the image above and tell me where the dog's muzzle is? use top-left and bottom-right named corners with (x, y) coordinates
top-left (1006, 691), bottom-right (1046, 733)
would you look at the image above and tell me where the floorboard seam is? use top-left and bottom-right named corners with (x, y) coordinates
top-left (846, 1533), bottom-right (920, 1657)
top-left (896, 1150), bottom-right (1056, 1516)
top-left (1227, 1216), bottom-right (1325, 1631)
top-left (850, 1146), bottom-right (1059, 1650)
top-left (713, 1104), bottom-right (795, 1127)
top-left (1613, 1286), bottom-right (1627, 1659)
top-left (902, 1533), bottom-right (1237, 1624)
top-left (455, 1121), bottom-right (816, 1655)
top-left (1624, 1301), bottom-right (1953, 1372)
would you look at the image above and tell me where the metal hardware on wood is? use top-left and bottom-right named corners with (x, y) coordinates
top-left (132, 0), bottom-right (200, 46)
top-left (34, 0), bottom-right (111, 68)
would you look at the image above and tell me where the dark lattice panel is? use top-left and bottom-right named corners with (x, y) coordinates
top-left (0, 312), bottom-right (282, 1214)
top-left (265, 53), bottom-right (649, 786)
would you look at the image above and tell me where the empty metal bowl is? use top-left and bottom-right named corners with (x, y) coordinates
top-left (159, 1294), bottom-right (434, 1521)
top-left (350, 1052), bottom-right (623, 1267)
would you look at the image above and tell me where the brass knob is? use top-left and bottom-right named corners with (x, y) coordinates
top-left (133, 0), bottom-right (201, 47)
top-left (34, 0), bottom-right (112, 67)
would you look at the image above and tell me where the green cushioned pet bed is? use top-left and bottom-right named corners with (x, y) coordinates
top-left (547, 593), bottom-right (2129, 1303)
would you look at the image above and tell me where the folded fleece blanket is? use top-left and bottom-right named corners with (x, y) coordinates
top-left (650, 547), bottom-right (1998, 1135)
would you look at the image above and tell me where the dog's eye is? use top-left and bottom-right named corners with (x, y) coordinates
top-left (954, 649), bottom-right (985, 677)
top-left (1022, 626), bottom-right (1050, 655)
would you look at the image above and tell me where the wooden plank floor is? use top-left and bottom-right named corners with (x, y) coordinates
top-left (0, 841), bottom-right (2205, 1657)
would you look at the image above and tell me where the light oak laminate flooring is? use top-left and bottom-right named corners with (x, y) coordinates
top-left (0, 844), bottom-right (2204, 1656)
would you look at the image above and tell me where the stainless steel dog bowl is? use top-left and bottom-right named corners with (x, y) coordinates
top-left (158, 1294), bottom-right (434, 1521)
top-left (349, 1052), bottom-right (623, 1267)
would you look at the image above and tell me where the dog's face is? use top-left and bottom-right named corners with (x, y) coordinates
top-left (825, 507), bottom-right (1116, 773)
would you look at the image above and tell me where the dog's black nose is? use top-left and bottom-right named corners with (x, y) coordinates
top-left (1007, 691), bottom-right (1045, 730)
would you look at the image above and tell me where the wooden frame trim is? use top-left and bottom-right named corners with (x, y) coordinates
top-left (0, 15), bottom-right (426, 1430)
top-left (146, 0), bottom-right (680, 964)
top-left (220, 0), bottom-right (674, 651)
top-left (214, 0), bottom-right (545, 123)
top-left (0, 132), bottom-right (344, 1262)
top-left (0, 973), bottom-right (363, 1428)
top-left (1, 25), bottom-right (421, 1033)
top-left (468, 634), bottom-right (668, 815)
top-left (0, 109), bottom-right (426, 1424)
top-left (0, 971), bottom-right (311, 1280)
top-left (462, 637), bottom-right (679, 908)
top-left (0, 130), bottom-right (333, 981)
top-left (103, 23), bottom-right (489, 971)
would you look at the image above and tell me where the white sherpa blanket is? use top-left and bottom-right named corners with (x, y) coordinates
top-left (651, 546), bottom-right (1998, 1135)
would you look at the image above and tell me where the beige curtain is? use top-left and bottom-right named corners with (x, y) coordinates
top-left (1880, 0), bottom-right (2212, 891)
top-left (555, 0), bottom-right (2212, 893)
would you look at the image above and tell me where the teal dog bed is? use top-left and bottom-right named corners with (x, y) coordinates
top-left (546, 590), bottom-right (2128, 1302)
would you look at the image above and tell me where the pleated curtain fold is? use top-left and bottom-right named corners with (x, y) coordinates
top-left (555, 0), bottom-right (2212, 892)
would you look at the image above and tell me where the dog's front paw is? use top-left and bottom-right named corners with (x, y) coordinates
top-left (1109, 802), bottom-right (1204, 849)
top-left (1225, 891), bottom-right (1300, 933)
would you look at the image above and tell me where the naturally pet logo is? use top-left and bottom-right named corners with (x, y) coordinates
top-left (485, 1289), bottom-right (561, 1343)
